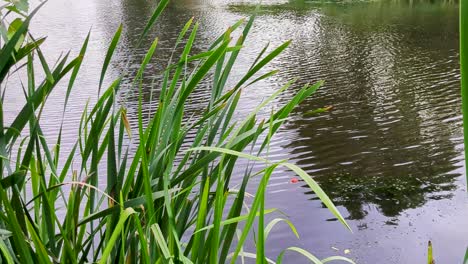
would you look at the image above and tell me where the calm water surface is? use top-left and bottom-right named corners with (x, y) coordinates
top-left (6, 0), bottom-right (468, 263)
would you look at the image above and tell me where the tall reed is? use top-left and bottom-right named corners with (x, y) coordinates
top-left (460, 0), bottom-right (468, 262)
top-left (0, 1), bottom-right (353, 263)
top-left (461, 0), bottom-right (468, 184)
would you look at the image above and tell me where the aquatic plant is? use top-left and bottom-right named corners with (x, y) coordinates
top-left (461, 0), bottom-right (468, 184)
top-left (461, 0), bottom-right (468, 262)
top-left (0, 1), bottom-right (353, 263)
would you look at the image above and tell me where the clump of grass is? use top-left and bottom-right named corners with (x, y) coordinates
top-left (0, 1), bottom-right (353, 263)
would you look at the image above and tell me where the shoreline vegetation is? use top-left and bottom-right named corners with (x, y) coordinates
top-left (0, 0), bottom-right (354, 263)
top-left (460, 0), bottom-right (467, 258)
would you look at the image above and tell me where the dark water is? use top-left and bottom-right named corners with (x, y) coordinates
top-left (5, 0), bottom-right (468, 263)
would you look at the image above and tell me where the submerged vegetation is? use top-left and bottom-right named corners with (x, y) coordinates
top-left (0, 0), bottom-right (353, 263)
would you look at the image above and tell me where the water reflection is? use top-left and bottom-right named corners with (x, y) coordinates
top-left (218, 0), bottom-right (462, 222)
top-left (262, 1), bottom-right (462, 220)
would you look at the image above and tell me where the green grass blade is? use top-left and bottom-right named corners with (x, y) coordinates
top-left (283, 163), bottom-right (351, 231)
top-left (0, 239), bottom-right (14, 264)
top-left (25, 219), bottom-right (53, 264)
top-left (195, 210), bottom-right (277, 234)
top-left (176, 17), bottom-right (194, 46)
top-left (137, 0), bottom-right (169, 46)
top-left (321, 256), bottom-right (356, 264)
top-left (461, 0), bottom-right (468, 184)
top-left (256, 169), bottom-right (266, 264)
top-left (227, 252), bottom-right (276, 264)
top-left (428, 241), bottom-right (434, 264)
top-left (133, 216), bottom-right (150, 264)
top-left (264, 218), bottom-right (299, 240)
top-left (191, 178), bottom-right (210, 261)
top-left (188, 146), bottom-right (268, 163)
top-left (277, 247), bottom-right (322, 264)
top-left (230, 165), bottom-right (277, 264)
top-left (64, 31), bottom-right (90, 110)
top-left (98, 208), bottom-right (135, 264)
top-left (99, 24), bottom-right (122, 94)
top-left (463, 247), bottom-right (468, 264)
top-left (107, 114), bottom-right (117, 201)
top-left (232, 40), bottom-right (290, 92)
top-left (151, 223), bottom-right (173, 263)
top-left (135, 37), bottom-right (158, 81)
top-left (0, 185), bottom-right (33, 263)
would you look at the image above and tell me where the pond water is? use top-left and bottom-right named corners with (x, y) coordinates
top-left (5, 0), bottom-right (468, 263)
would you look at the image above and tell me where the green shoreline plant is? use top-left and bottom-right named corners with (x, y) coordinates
top-left (0, 0), bottom-right (353, 263)
top-left (461, 0), bottom-right (468, 261)
top-left (462, 0), bottom-right (468, 185)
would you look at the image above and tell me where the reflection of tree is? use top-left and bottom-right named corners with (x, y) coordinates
top-left (255, 1), bottom-right (460, 220)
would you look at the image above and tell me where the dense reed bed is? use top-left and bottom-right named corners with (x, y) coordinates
top-left (0, 0), bottom-right (355, 263)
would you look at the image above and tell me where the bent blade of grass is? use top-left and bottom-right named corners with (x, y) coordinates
top-left (227, 252), bottom-right (276, 264)
top-left (188, 146), bottom-right (268, 163)
top-left (189, 146), bottom-right (351, 231)
top-left (98, 207), bottom-right (135, 264)
top-left (35, 40), bottom-right (55, 83)
top-left (151, 223), bottom-right (173, 263)
top-left (264, 218), bottom-right (299, 240)
top-left (195, 209), bottom-right (277, 233)
top-left (283, 163), bottom-right (351, 232)
top-left (277, 247), bottom-right (322, 264)
top-left (246, 70), bottom-right (279, 87)
top-left (321, 256), bottom-right (356, 264)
